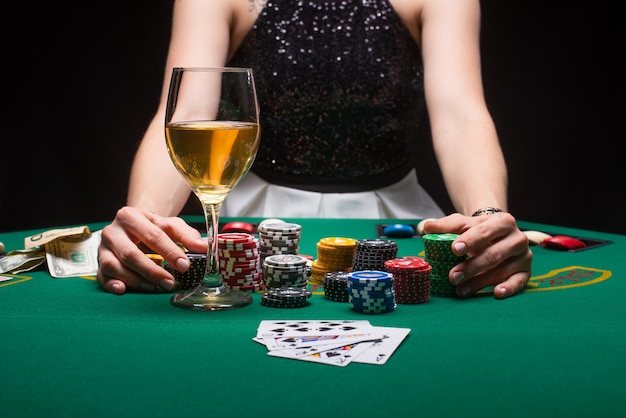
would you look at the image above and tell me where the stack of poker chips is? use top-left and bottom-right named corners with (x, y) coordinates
top-left (257, 222), bottom-right (302, 261)
top-left (384, 257), bottom-right (432, 304)
top-left (351, 239), bottom-right (399, 271)
top-left (217, 233), bottom-right (264, 292)
top-left (347, 271), bottom-right (396, 314)
top-left (165, 253), bottom-right (206, 289)
top-left (310, 237), bottom-right (357, 285)
top-left (262, 254), bottom-right (309, 290)
top-left (322, 271), bottom-right (350, 302)
top-left (422, 233), bottom-right (466, 297)
top-left (261, 287), bottom-right (312, 308)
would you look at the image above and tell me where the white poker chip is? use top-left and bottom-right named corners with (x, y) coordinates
top-left (416, 218), bottom-right (437, 236)
top-left (258, 218), bottom-right (286, 229)
top-left (523, 230), bottom-right (552, 245)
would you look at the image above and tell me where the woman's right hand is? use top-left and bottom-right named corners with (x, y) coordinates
top-left (96, 206), bottom-right (208, 294)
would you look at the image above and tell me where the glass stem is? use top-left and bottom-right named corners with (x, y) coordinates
top-left (203, 202), bottom-right (223, 287)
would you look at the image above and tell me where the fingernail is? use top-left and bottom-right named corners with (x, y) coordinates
top-left (460, 285), bottom-right (472, 297)
top-left (111, 283), bottom-right (122, 294)
top-left (451, 271), bottom-right (465, 285)
top-left (176, 257), bottom-right (190, 271)
top-left (497, 287), bottom-right (507, 298)
top-left (453, 242), bottom-right (467, 255)
top-left (160, 278), bottom-right (175, 291)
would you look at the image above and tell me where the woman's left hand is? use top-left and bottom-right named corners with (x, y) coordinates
top-left (423, 212), bottom-right (532, 299)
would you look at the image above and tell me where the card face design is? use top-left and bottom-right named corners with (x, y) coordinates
top-left (268, 341), bottom-right (373, 367)
top-left (351, 327), bottom-right (411, 365)
top-left (258, 320), bottom-right (372, 337)
top-left (255, 320), bottom-right (410, 367)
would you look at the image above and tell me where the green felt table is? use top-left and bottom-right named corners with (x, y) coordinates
top-left (1, 217), bottom-right (625, 418)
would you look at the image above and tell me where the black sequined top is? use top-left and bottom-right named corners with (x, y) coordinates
top-left (227, 0), bottom-right (425, 191)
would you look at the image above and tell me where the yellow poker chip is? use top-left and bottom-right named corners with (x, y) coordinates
top-left (145, 253), bottom-right (165, 267)
top-left (319, 237), bottom-right (357, 247)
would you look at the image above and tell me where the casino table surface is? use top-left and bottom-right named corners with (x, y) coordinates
top-left (1, 217), bottom-right (625, 418)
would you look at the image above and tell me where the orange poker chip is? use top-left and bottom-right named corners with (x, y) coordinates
top-left (541, 235), bottom-right (586, 251)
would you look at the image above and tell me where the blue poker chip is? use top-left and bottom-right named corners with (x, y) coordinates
top-left (348, 271), bottom-right (393, 280)
top-left (383, 224), bottom-right (415, 238)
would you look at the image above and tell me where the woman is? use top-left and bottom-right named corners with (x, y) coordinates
top-left (97, 0), bottom-right (532, 298)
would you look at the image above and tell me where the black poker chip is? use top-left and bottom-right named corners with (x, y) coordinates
top-left (165, 253), bottom-right (206, 289)
top-left (261, 287), bottom-right (312, 308)
top-left (352, 239), bottom-right (399, 271)
top-left (323, 271), bottom-right (350, 302)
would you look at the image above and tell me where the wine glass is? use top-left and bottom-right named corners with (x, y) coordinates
top-left (165, 67), bottom-right (260, 311)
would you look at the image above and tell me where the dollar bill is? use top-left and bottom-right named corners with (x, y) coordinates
top-left (44, 230), bottom-right (102, 278)
top-left (0, 247), bottom-right (46, 274)
top-left (24, 226), bottom-right (91, 249)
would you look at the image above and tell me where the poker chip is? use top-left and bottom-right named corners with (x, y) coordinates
top-left (261, 287), bottom-right (312, 308)
top-left (263, 254), bottom-right (309, 290)
top-left (422, 234), bottom-right (465, 297)
top-left (416, 218), bottom-right (437, 236)
top-left (310, 237), bottom-right (357, 284)
top-left (145, 253), bottom-right (165, 267)
top-left (384, 257), bottom-right (431, 304)
top-left (541, 235), bottom-right (586, 251)
top-left (257, 218), bottom-right (286, 229)
top-left (221, 221), bottom-right (255, 234)
top-left (165, 253), bottom-right (206, 289)
top-left (323, 271), bottom-right (350, 302)
top-left (352, 239), bottom-right (398, 272)
top-left (217, 233), bottom-right (264, 292)
top-left (382, 224), bottom-right (415, 238)
top-left (347, 270), bottom-right (396, 314)
top-left (523, 230), bottom-right (552, 246)
top-left (257, 223), bottom-right (302, 274)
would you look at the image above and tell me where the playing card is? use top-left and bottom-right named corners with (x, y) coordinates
top-left (267, 332), bottom-right (384, 356)
top-left (254, 320), bottom-right (411, 367)
top-left (256, 320), bottom-right (378, 351)
top-left (267, 340), bottom-right (374, 367)
top-left (257, 319), bottom-right (374, 338)
top-left (352, 327), bottom-right (411, 365)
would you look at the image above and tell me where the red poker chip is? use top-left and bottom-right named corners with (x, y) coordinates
top-left (217, 232), bottom-right (255, 243)
top-left (217, 248), bottom-right (260, 258)
top-left (541, 235), bottom-right (586, 251)
top-left (221, 222), bottom-right (255, 234)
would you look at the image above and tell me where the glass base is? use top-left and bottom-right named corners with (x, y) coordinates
top-left (170, 284), bottom-right (252, 311)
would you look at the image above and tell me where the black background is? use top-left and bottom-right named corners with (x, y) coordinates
top-left (2, 1), bottom-right (624, 234)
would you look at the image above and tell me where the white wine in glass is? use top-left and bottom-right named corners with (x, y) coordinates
top-left (165, 67), bottom-right (260, 310)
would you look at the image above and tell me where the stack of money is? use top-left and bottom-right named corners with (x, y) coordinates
top-left (0, 226), bottom-right (101, 278)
